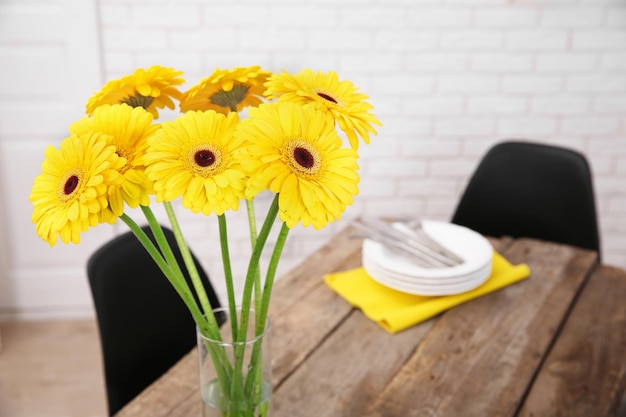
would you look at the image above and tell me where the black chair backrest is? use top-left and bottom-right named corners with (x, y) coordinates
top-left (451, 141), bottom-right (601, 254)
top-left (87, 225), bottom-right (222, 416)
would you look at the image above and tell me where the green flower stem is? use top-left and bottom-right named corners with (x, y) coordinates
top-left (122, 213), bottom-right (238, 414)
top-left (229, 195), bottom-right (279, 414)
top-left (258, 222), bottom-right (289, 334)
top-left (163, 203), bottom-right (218, 326)
top-left (158, 203), bottom-right (237, 391)
top-left (199, 338), bottom-right (232, 409)
top-left (119, 213), bottom-right (208, 334)
top-left (138, 206), bottom-right (226, 337)
top-left (236, 195), bottom-right (279, 343)
top-left (244, 199), bottom-right (262, 325)
top-left (140, 206), bottom-right (192, 295)
top-left (217, 214), bottom-right (238, 339)
top-left (244, 222), bottom-right (289, 398)
top-left (141, 205), bottom-right (234, 396)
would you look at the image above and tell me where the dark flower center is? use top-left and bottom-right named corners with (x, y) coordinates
top-left (195, 150), bottom-right (216, 167)
top-left (294, 147), bottom-right (315, 169)
top-left (286, 140), bottom-right (321, 176)
top-left (187, 144), bottom-right (223, 177)
top-left (317, 92), bottom-right (338, 104)
top-left (64, 175), bottom-right (79, 195)
top-left (123, 93), bottom-right (154, 110)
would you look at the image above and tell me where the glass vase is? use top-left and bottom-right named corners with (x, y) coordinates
top-left (197, 307), bottom-right (272, 417)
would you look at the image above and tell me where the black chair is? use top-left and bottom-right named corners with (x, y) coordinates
top-left (87, 225), bottom-right (222, 416)
top-left (451, 140), bottom-right (601, 255)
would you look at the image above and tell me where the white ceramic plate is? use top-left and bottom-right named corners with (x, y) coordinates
top-left (363, 259), bottom-right (492, 296)
top-left (361, 220), bottom-right (494, 296)
top-left (363, 256), bottom-right (491, 295)
top-left (363, 255), bottom-right (492, 285)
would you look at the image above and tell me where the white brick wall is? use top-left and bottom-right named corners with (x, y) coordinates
top-left (98, 0), bottom-right (626, 289)
top-left (1, 0), bottom-right (625, 319)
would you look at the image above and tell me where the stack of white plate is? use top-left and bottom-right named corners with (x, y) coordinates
top-left (362, 220), bottom-right (493, 296)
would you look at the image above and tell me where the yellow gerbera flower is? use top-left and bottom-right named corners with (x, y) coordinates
top-left (264, 69), bottom-right (382, 150)
top-left (144, 110), bottom-right (246, 216)
top-left (70, 104), bottom-right (159, 216)
top-left (29, 132), bottom-right (125, 246)
top-left (86, 65), bottom-right (185, 118)
top-left (236, 102), bottom-right (360, 230)
top-left (180, 66), bottom-right (271, 114)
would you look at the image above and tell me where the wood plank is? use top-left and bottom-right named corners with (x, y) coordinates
top-left (270, 236), bottom-right (515, 417)
top-left (270, 225), bottom-right (363, 316)
top-left (619, 394), bottom-right (626, 417)
top-left (518, 264), bottom-right (626, 417)
top-left (268, 226), bottom-right (364, 385)
top-left (363, 239), bottom-right (598, 417)
top-left (270, 249), bottom-right (362, 385)
top-left (274, 311), bottom-right (434, 417)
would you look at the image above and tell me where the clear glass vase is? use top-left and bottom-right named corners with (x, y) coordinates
top-left (197, 307), bottom-right (272, 417)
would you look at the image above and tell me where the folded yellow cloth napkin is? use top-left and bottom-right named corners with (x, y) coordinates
top-left (324, 251), bottom-right (530, 334)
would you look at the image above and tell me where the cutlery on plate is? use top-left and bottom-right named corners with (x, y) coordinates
top-left (352, 216), bottom-right (464, 268)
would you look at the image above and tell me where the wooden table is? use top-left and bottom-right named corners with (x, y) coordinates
top-left (116, 226), bottom-right (626, 417)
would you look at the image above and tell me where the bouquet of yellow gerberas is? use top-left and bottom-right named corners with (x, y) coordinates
top-left (29, 65), bottom-right (380, 417)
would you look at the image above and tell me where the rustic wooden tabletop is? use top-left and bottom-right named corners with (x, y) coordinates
top-left (116, 225), bottom-right (626, 417)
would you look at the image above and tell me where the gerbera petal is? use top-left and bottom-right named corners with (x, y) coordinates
top-left (298, 180), bottom-right (318, 208)
top-left (187, 176), bottom-right (205, 201)
top-left (265, 68), bottom-right (380, 150)
top-left (86, 66), bottom-right (185, 118)
top-left (109, 187), bottom-right (125, 216)
top-left (235, 102), bottom-right (360, 229)
top-left (204, 179), bottom-right (218, 196)
top-left (29, 132), bottom-right (122, 245)
top-left (180, 66), bottom-right (271, 114)
top-left (144, 110), bottom-right (246, 215)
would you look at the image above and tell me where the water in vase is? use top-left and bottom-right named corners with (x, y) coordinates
top-left (202, 379), bottom-right (272, 417)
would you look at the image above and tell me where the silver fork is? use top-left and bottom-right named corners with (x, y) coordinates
top-left (395, 218), bottom-right (465, 265)
top-left (353, 216), bottom-right (464, 268)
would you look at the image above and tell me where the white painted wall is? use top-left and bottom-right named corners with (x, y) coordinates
top-left (1, 0), bottom-right (625, 320)
top-left (0, 0), bottom-right (105, 319)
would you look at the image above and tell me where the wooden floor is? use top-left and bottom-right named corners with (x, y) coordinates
top-left (0, 319), bottom-right (108, 417)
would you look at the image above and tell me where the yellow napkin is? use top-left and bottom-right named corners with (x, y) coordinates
top-left (324, 252), bottom-right (530, 334)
